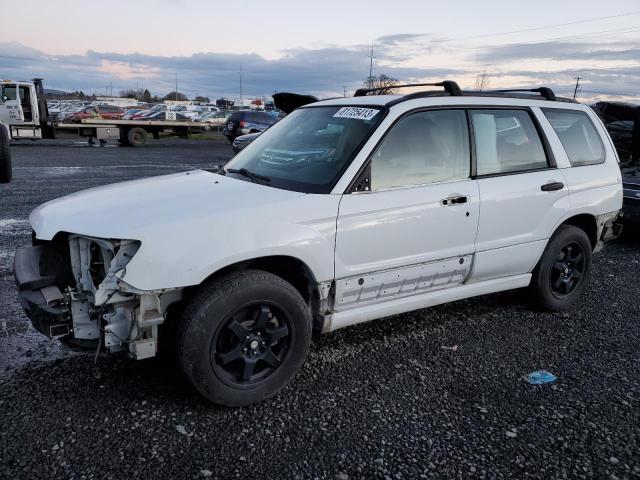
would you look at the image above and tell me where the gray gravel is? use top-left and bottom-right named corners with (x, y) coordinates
top-left (1, 139), bottom-right (640, 479)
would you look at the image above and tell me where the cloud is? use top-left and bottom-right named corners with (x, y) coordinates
top-left (0, 42), bottom-right (462, 98)
top-left (474, 39), bottom-right (640, 63)
top-left (0, 38), bottom-right (638, 103)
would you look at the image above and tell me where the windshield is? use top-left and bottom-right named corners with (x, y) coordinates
top-left (224, 106), bottom-right (384, 193)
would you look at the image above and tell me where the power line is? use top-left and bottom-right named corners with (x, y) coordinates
top-left (419, 26), bottom-right (640, 56)
top-left (427, 11), bottom-right (640, 44)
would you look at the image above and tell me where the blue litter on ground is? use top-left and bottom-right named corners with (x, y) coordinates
top-left (526, 370), bottom-right (557, 385)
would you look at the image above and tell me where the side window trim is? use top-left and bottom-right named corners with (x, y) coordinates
top-left (469, 106), bottom-right (557, 178)
top-left (347, 106), bottom-right (473, 193)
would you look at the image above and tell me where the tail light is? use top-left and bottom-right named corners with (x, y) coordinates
top-left (239, 120), bottom-right (246, 128)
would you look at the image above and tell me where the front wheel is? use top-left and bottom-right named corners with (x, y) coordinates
top-left (177, 270), bottom-right (312, 406)
top-left (529, 225), bottom-right (592, 311)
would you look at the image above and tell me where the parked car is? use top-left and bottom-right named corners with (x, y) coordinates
top-left (228, 93), bottom-right (318, 152)
top-left (232, 132), bottom-right (261, 153)
top-left (223, 111), bottom-right (278, 142)
top-left (144, 111), bottom-right (189, 121)
top-left (65, 105), bottom-right (123, 123)
top-left (14, 82), bottom-right (622, 407)
top-left (123, 108), bottom-right (145, 119)
top-left (196, 111), bottom-right (231, 128)
top-left (591, 101), bottom-right (640, 222)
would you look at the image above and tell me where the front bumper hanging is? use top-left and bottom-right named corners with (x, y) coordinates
top-left (14, 246), bottom-right (72, 338)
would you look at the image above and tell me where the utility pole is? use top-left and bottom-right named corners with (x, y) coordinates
top-left (175, 74), bottom-right (178, 103)
top-left (136, 81), bottom-right (139, 101)
top-left (239, 67), bottom-right (243, 108)
top-left (368, 44), bottom-right (374, 80)
top-left (342, 85), bottom-right (347, 97)
top-left (110, 81), bottom-right (113, 98)
top-left (573, 76), bottom-right (581, 100)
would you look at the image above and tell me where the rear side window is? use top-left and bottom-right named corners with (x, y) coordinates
top-left (371, 109), bottom-right (470, 190)
top-left (542, 109), bottom-right (605, 166)
top-left (471, 109), bottom-right (548, 176)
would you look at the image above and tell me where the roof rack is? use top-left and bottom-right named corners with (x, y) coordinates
top-left (354, 80), bottom-right (462, 97)
top-left (480, 87), bottom-right (557, 101)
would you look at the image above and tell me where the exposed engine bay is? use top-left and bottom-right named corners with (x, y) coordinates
top-left (14, 233), bottom-right (181, 359)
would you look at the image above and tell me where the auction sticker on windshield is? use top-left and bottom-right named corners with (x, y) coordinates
top-left (333, 107), bottom-right (379, 121)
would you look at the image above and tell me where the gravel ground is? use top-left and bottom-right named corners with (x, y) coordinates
top-left (1, 139), bottom-right (639, 480)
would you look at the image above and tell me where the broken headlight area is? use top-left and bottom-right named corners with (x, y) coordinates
top-left (14, 233), bottom-right (181, 359)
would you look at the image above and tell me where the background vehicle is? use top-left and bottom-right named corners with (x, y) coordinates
top-left (65, 105), bottom-right (123, 123)
top-left (223, 111), bottom-right (279, 142)
top-left (592, 101), bottom-right (640, 222)
top-left (144, 111), bottom-right (190, 121)
top-left (231, 132), bottom-right (260, 152)
top-left (0, 79), bottom-right (207, 147)
top-left (0, 118), bottom-right (11, 183)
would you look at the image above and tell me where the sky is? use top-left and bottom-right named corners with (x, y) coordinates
top-left (1, 0), bottom-right (639, 102)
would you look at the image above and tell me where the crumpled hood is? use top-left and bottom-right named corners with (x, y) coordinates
top-left (30, 169), bottom-right (304, 241)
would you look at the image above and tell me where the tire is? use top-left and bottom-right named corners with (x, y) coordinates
top-left (0, 124), bottom-right (11, 184)
top-left (529, 225), bottom-right (592, 311)
top-left (126, 127), bottom-right (148, 147)
top-left (177, 270), bottom-right (312, 406)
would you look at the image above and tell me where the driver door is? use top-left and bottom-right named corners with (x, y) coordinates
top-left (334, 109), bottom-right (479, 311)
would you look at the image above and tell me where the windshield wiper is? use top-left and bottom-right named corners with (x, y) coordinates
top-left (226, 168), bottom-right (271, 183)
top-left (205, 164), bottom-right (227, 175)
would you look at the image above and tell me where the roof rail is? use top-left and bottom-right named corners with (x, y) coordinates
top-left (354, 80), bottom-right (462, 97)
top-left (484, 87), bottom-right (557, 101)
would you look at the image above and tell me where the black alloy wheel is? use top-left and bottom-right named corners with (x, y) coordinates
top-left (176, 269), bottom-right (312, 406)
top-left (213, 303), bottom-right (291, 385)
top-left (528, 224), bottom-right (592, 311)
top-left (549, 242), bottom-right (585, 297)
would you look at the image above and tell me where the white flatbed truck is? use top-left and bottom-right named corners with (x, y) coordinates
top-left (0, 79), bottom-right (207, 148)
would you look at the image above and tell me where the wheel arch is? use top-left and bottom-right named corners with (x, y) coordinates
top-left (559, 213), bottom-right (598, 250)
top-left (186, 255), bottom-right (322, 307)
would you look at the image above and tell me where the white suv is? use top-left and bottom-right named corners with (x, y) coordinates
top-left (14, 82), bottom-right (622, 406)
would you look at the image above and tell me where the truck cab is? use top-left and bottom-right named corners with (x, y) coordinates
top-left (0, 79), bottom-right (55, 140)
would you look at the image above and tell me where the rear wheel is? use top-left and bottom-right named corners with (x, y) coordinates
top-left (126, 127), bottom-right (148, 147)
top-left (529, 225), bottom-right (592, 311)
top-left (177, 270), bottom-right (312, 406)
top-left (0, 124), bottom-right (11, 183)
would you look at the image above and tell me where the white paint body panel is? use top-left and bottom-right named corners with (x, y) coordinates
top-left (335, 180), bottom-right (479, 278)
top-left (30, 171), bottom-right (340, 290)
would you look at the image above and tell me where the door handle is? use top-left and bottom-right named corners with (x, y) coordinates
top-left (441, 195), bottom-right (468, 206)
top-left (541, 181), bottom-right (564, 192)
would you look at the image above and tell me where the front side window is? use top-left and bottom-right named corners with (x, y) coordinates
top-left (1, 85), bottom-right (17, 101)
top-left (371, 109), bottom-right (470, 190)
top-left (542, 108), bottom-right (605, 166)
top-left (225, 106), bottom-right (384, 193)
top-left (471, 109), bottom-right (548, 175)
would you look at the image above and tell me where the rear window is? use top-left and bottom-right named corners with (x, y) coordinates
top-left (542, 109), bottom-right (605, 166)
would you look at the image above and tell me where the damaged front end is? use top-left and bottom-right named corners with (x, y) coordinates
top-left (14, 233), bottom-right (181, 359)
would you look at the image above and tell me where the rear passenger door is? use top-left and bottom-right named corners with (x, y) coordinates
top-left (468, 108), bottom-right (569, 282)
